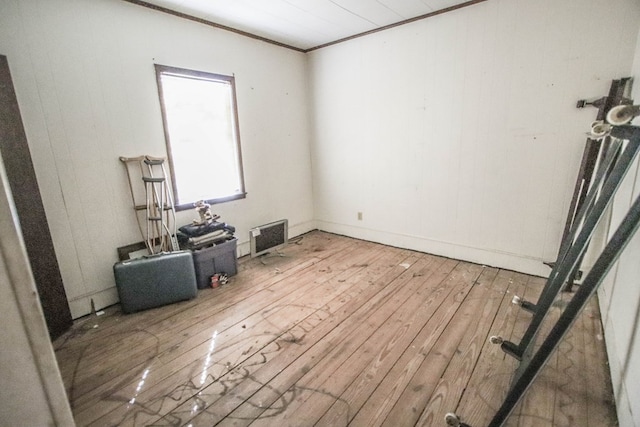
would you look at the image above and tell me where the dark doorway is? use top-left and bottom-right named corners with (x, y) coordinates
top-left (0, 54), bottom-right (72, 340)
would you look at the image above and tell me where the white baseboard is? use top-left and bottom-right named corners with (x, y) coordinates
top-left (316, 220), bottom-right (550, 278)
top-left (68, 287), bottom-right (119, 319)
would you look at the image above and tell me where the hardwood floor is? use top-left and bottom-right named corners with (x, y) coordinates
top-left (53, 231), bottom-right (617, 426)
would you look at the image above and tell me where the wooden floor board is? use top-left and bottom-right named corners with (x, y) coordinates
top-left (413, 266), bottom-right (502, 427)
top-left (253, 257), bottom-right (461, 427)
top-left (210, 254), bottom-right (439, 427)
top-left (243, 256), bottom-right (453, 426)
top-left (316, 264), bottom-right (494, 427)
top-left (583, 298), bottom-right (618, 427)
top-left (377, 264), bottom-right (486, 427)
top-left (515, 288), bottom-right (563, 427)
top-left (53, 231), bottom-right (618, 427)
top-left (179, 248), bottom-right (419, 426)
top-left (82, 238), bottom-right (388, 425)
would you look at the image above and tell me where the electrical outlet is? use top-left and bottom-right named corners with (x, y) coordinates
top-left (357, 212), bottom-right (363, 221)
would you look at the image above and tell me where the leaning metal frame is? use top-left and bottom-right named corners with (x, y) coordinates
top-left (557, 77), bottom-right (632, 292)
top-left (447, 125), bottom-right (640, 427)
top-left (501, 133), bottom-right (638, 362)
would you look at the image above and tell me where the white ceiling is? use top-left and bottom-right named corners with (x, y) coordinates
top-left (131, 0), bottom-right (479, 51)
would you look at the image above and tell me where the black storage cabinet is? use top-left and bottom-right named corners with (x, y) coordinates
top-left (192, 238), bottom-right (238, 289)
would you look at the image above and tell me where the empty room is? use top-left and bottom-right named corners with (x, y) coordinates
top-left (2, 0), bottom-right (640, 426)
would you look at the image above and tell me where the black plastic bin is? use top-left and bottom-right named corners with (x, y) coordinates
top-left (192, 238), bottom-right (238, 289)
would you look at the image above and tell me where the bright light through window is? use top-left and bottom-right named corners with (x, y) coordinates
top-left (155, 65), bottom-right (245, 207)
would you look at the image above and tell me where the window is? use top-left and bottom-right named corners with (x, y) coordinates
top-left (155, 64), bottom-right (245, 209)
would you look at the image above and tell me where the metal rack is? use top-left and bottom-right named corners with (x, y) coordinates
top-left (555, 77), bottom-right (633, 291)
top-left (445, 124), bottom-right (640, 427)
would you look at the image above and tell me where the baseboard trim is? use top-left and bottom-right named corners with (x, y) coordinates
top-left (316, 220), bottom-right (550, 277)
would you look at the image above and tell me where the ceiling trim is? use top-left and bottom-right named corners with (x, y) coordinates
top-left (122, 0), bottom-right (488, 54)
top-left (306, 0), bottom-right (488, 52)
top-left (121, 0), bottom-right (306, 52)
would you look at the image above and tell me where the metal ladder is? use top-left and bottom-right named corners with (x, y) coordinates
top-left (120, 155), bottom-right (179, 254)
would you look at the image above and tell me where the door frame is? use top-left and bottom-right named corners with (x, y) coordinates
top-left (0, 54), bottom-right (72, 339)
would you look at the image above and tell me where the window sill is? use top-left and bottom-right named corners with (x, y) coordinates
top-left (175, 192), bottom-right (247, 211)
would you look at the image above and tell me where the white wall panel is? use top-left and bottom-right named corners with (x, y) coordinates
top-left (0, 0), bottom-right (314, 318)
top-left (309, 0), bottom-right (640, 277)
top-left (598, 24), bottom-right (640, 427)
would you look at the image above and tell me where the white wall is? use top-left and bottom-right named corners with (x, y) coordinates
top-left (598, 25), bottom-right (640, 427)
top-left (0, 0), bottom-right (315, 318)
top-left (308, 0), bottom-right (640, 277)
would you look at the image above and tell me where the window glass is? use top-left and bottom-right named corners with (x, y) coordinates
top-left (156, 65), bottom-right (245, 207)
